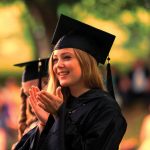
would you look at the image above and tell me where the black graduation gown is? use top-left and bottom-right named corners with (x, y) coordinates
top-left (15, 88), bottom-right (127, 150)
top-left (14, 115), bottom-right (55, 150)
top-left (14, 127), bottom-right (38, 150)
top-left (64, 89), bottom-right (127, 150)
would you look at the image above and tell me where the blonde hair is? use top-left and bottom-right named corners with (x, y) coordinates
top-left (47, 52), bottom-right (59, 95)
top-left (74, 49), bottom-right (105, 90)
top-left (47, 48), bottom-right (106, 97)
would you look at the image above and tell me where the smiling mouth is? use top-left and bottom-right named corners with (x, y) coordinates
top-left (58, 71), bottom-right (69, 77)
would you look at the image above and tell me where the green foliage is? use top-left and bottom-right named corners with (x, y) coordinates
top-left (124, 22), bottom-right (150, 57)
top-left (59, 0), bottom-right (150, 20)
top-left (20, 5), bottom-right (37, 58)
top-left (0, 1), bottom-right (37, 57)
top-left (80, 0), bottom-right (126, 19)
top-left (0, 0), bottom-right (22, 5)
top-left (58, 4), bottom-right (73, 17)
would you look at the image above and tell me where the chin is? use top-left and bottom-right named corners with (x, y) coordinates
top-left (59, 81), bottom-right (71, 87)
top-left (59, 81), bottom-right (70, 87)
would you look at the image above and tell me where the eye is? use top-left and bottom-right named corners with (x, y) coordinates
top-left (53, 58), bottom-right (58, 64)
top-left (63, 55), bottom-right (71, 60)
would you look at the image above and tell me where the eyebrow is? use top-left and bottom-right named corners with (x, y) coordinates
top-left (53, 52), bottom-right (73, 57)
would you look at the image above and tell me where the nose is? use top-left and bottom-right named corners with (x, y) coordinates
top-left (56, 59), bottom-right (65, 68)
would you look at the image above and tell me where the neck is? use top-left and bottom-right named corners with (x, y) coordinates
top-left (69, 84), bottom-right (90, 97)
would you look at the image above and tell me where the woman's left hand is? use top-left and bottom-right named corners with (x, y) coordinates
top-left (36, 86), bottom-right (64, 114)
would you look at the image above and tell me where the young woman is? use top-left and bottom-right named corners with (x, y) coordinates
top-left (15, 14), bottom-right (127, 150)
top-left (12, 58), bottom-right (49, 150)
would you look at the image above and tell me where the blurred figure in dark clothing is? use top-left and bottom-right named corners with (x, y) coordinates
top-left (117, 75), bottom-right (133, 106)
top-left (145, 77), bottom-right (150, 105)
top-left (0, 87), bottom-right (9, 150)
top-left (128, 60), bottom-right (150, 103)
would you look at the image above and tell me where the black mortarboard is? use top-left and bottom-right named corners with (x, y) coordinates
top-left (14, 58), bottom-right (49, 90)
top-left (51, 14), bottom-right (116, 99)
top-left (51, 14), bottom-right (115, 64)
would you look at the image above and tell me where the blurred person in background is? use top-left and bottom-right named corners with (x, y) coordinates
top-left (11, 58), bottom-right (49, 149)
top-left (145, 77), bottom-right (150, 105)
top-left (0, 128), bottom-right (7, 150)
top-left (117, 75), bottom-right (133, 107)
top-left (0, 87), bottom-right (10, 131)
top-left (128, 59), bottom-right (150, 104)
top-left (0, 87), bottom-right (9, 150)
top-left (0, 78), bottom-right (21, 149)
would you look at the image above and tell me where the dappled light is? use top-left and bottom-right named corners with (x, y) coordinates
top-left (0, 1), bottom-right (35, 73)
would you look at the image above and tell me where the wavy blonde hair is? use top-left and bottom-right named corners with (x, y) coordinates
top-left (47, 48), bottom-right (106, 97)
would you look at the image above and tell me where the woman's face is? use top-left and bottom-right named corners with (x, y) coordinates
top-left (22, 77), bottom-right (47, 97)
top-left (52, 48), bottom-right (83, 88)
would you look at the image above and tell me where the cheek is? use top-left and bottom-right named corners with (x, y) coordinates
top-left (53, 66), bottom-right (57, 75)
top-left (76, 68), bottom-right (82, 78)
top-left (72, 63), bottom-right (82, 77)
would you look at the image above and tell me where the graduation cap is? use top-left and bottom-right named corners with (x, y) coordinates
top-left (51, 14), bottom-right (115, 64)
top-left (14, 58), bottom-right (49, 90)
top-left (51, 14), bottom-right (116, 99)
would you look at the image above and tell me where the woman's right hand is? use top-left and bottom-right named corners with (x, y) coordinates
top-left (29, 86), bottom-right (49, 125)
top-left (36, 86), bottom-right (63, 115)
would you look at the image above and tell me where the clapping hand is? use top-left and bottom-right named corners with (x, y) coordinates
top-left (29, 86), bottom-right (49, 125)
top-left (36, 86), bottom-right (64, 115)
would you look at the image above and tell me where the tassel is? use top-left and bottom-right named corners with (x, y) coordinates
top-left (106, 57), bottom-right (116, 100)
top-left (38, 58), bottom-right (42, 90)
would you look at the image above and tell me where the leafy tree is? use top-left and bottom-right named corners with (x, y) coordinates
top-left (23, 0), bottom-right (81, 37)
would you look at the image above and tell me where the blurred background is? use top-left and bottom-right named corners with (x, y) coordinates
top-left (0, 0), bottom-right (150, 150)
